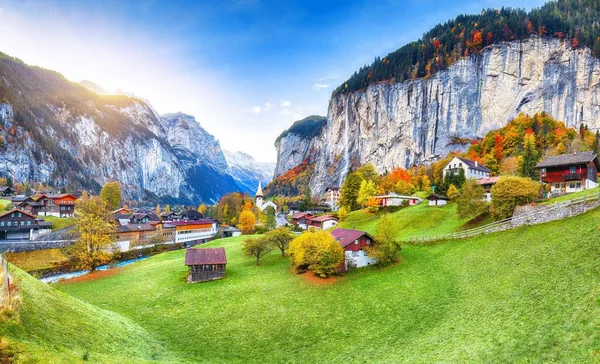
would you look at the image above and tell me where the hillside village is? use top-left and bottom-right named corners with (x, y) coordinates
top-left (5, 0), bottom-right (600, 362)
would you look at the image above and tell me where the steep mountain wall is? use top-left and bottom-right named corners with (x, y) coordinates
top-left (274, 37), bottom-right (600, 195)
top-left (224, 150), bottom-right (275, 194)
top-left (0, 55), bottom-right (240, 203)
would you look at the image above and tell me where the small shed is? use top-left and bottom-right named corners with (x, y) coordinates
top-left (185, 247), bottom-right (227, 283)
top-left (426, 194), bottom-right (449, 206)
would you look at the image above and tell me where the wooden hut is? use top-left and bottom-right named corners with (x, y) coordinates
top-left (185, 248), bottom-right (227, 283)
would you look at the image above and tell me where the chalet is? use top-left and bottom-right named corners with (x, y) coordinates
top-left (221, 226), bottom-right (242, 238)
top-left (112, 207), bottom-right (133, 215)
top-left (51, 194), bottom-right (78, 218)
top-left (306, 215), bottom-right (338, 230)
top-left (114, 224), bottom-right (158, 251)
top-left (0, 209), bottom-right (51, 240)
top-left (160, 212), bottom-right (181, 221)
top-left (0, 186), bottom-right (15, 197)
top-left (443, 157), bottom-right (491, 180)
top-left (373, 193), bottom-right (421, 207)
top-left (130, 213), bottom-right (159, 224)
top-left (535, 151), bottom-right (600, 195)
top-left (31, 194), bottom-right (78, 218)
top-left (180, 209), bottom-right (203, 221)
top-left (323, 186), bottom-right (340, 210)
top-left (426, 194), bottom-right (449, 206)
top-left (330, 228), bottom-right (377, 270)
top-left (185, 247), bottom-right (227, 283)
top-left (16, 200), bottom-right (43, 216)
top-left (291, 212), bottom-right (313, 229)
top-left (476, 176), bottom-right (500, 202)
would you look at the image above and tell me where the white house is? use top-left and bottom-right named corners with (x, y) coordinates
top-left (330, 228), bottom-right (378, 270)
top-left (373, 193), bottom-right (422, 206)
top-left (306, 215), bottom-right (338, 230)
top-left (426, 194), bottom-right (449, 206)
top-left (443, 157), bottom-right (491, 180)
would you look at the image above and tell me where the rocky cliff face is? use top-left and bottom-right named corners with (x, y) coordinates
top-left (274, 37), bottom-right (600, 195)
top-left (223, 150), bottom-right (275, 194)
top-left (0, 54), bottom-right (240, 203)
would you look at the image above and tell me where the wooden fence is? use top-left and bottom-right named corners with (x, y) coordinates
top-left (409, 192), bottom-right (600, 244)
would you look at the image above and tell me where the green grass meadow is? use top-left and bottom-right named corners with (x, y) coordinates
top-left (3, 207), bottom-right (600, 362)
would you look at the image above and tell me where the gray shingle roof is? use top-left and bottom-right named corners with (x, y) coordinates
top-left (456, 157), bottom-right (492, 173)
top-left (535, 151), bottom-right (598, 168)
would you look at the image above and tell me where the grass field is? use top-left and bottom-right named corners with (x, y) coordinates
top-left (5, 249), bottom-right (69, 273)
top-left (338, 202), bottom-right (471, 240)
top-left (543, 187), bottom-right (600, 204)
top-left (39, 208), bottom-right (600, 363)
top-left (1, 264), bottom-right (164, 363)
top-left (43, 216), bottom-right (76, 230)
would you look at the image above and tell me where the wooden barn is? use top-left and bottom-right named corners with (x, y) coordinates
top-left (185, 247), bottom-right (227, 283)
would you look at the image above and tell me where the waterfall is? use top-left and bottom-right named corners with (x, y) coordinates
top-left (339, 97), bottom-right (350, 186)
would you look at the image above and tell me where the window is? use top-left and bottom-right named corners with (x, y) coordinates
top-left (541, 168), bottom-right (546, 176)
top-left (570, 166), bottom-right (576, 174)
top-left (576, 182), bottom-right (581, 189)
top-left (459, 163), bottom-right (462, 168)
top-left (0, 222), bottom-right (3, 226)
top-left (569, 182), bottom-right (575, 189)
top-left (363, 250), bottom-right (368, 257)
top-left (352, 251), bottom-right (359, 257)
top-left (354, 240), bottom-right (358, 244)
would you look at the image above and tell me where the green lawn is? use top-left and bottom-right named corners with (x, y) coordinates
top-left (1, 264), bottom-right (164, 363)
top-left (6, 249), bottom-right (70, 273)
top-left (543, 187), bottom-right (600, 204)
top-left (43, 216), bottom-right (77, 230)
top-left (339, 202), bottom-right (471, 240)
top-left (41, 209), bottom-right (600, 362)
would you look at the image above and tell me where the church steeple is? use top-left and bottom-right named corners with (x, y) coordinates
top-left (255, 181), bottom-right (264, 197)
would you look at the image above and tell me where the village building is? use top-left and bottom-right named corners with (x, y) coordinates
top-left (169, 219), bottom-right (219, 246)
top-left (291, 212), bottom-right (313, 229)
top-left (306, 215), bottom-right (338, 230)
top-left (426, 193), bottom-right (449, 206)
top-left (330, 228), bottom-right (377, 270)
top-left (0, 186), bottom-right (15, 197)
top-left (323, 187), bottom-right (340, 210)
top-left (535, 151), bottom-right (600, 195)
top-left (255, 182), bottom-right (277, 212)
top-left (476, 176), bottom-right (500, 202)
top-left (443, 157), bottom-right (491, 180)
top-left (180, 209), bottom-right (204, 221)
top-left (373, 193), bottom-right (421, 207)
top-left (221, 226), bottom-right (242, 238)
top-left (185, 247), bottom-right (227, 283)
top-left (24, 194), bottom-right (79, 218)
top-left (112, 207), bottom-right (133, 215)
top-left (114, 223), bottom-right (159, 251)
top-left (0, 208), bottom-right (52, 240)
top-left (160, 211), bottom-right (181, 221)
top-left (130, 212), bottom-right (159, 224)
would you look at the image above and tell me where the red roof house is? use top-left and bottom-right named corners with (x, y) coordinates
top-left (535, 151), bottom-right (600, 195)
top-left (330, 228), bottom-right (378, 270)
top-left (306, 215), bottom-right (338, 230)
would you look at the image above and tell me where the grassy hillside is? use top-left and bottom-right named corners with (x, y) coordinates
top-left (543, 187), bottom-right (600, 204)
top-left (43, 216), bottom-right (77, 230)
top-left (56, 209), bottom-right (600, 362)
top-left (338, 202), bottom-right (471, 240)
top-left (1, 264), bottom-right (172, 363)
top-left (6, 249), bottom-right (69, 273)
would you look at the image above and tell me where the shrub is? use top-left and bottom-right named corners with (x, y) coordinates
top-left (491, 176), bottom-right (540, 220)
top-left (367, 213), bottom-right (401, 267)
top-left (457, 180), bottom-right (488, 219)
top-left (289, 230), bottom-right (344, 277)
top-left (447, 184), bottom-right (460, 200)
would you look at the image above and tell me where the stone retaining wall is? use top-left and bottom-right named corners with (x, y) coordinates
top-left (0, 240), bottom-right (74, 253)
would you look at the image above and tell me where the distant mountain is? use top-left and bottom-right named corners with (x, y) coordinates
top-left (224, 150), bottom-right (275, 194)
top-left (79, 80), bottom-right (109, 94)
top-left (0, 52), bottom-right (240, 203)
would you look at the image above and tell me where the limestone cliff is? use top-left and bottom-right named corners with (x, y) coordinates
top-left (274, 37), bottom-right (600, 195)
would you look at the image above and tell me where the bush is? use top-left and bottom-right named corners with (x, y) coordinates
top-left (491, 176), bottom-right (540, 220)
top-left (457, 180), bottom-right (488, 219)
top-left (447, 184), bottom-right (460, 200)
top-left (289, 230), bottom-right (344, 277)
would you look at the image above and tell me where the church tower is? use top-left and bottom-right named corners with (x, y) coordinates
top-left (255, 181), bottom-right (264, 209)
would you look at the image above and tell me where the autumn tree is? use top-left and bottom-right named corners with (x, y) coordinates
top-left (446, 184), bottom-right (460, 200)
top-left (339, 172), bottom-right (362, 211)
top-left (368, 213), bottom-right (401, 267)
top-left (99, 181), bottom-right (122, 211)
top-left (165, 204), bottom-right (171, 213)
top-left (242, 236), bottom-right (273, 265)
top-left (357, 179), bottom-right (377, 208)
top-left (263, 227), bottom-right (294, 257)
top-left (289, 230), bottom-right (344, 277)
top-left (338, 206), bottom-right (349, 221)
top-left (198, 203), bottom-right (207, 215)
top-left (261, 206), bottom-right (277, 230)
top-left (155, 204), bottom-right (161, 217)
top-left (237, 210), bottom-right (257, 234)
top-left (70, 195), bottom-right (116, 271)
top-left (456, 179), bottom-right (488, 219)
top-left (491, 177), bottom-right (540, 220)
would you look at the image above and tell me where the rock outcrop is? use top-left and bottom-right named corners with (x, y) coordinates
top-left (274, 37), bottom-right (600, 195)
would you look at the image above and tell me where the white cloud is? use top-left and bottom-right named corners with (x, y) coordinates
top-left (252, 106), bottom-right (262, 114)
top-left (281, 100), bottom-right (291, 107)
top-left (313, 82), bottom-right (330, 90)
top-left (264, 101), bottom-right (272, 111)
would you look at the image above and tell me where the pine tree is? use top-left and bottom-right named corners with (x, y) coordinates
top-left (520, 133), bottom-right (539, 179)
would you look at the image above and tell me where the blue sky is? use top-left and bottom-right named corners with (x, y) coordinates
top-left (0, 0), bottom-right (544, 162)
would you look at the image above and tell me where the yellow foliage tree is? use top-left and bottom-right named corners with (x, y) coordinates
top-left (99, 181), bottom-right (122, 211)
top-left (288, 230), bottom-right (344, 277)
top-left (198, 203), bottom-right (208, 215)
top-left (69, 195), bottom-right (116, 271)
top-left (446, 184), bottom-right (460, 200)
top-left (237, 210), bottom-right (257, 234)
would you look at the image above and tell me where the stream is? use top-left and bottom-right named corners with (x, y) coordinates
top-left (39, 256), bottom-right (150, 283)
